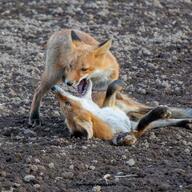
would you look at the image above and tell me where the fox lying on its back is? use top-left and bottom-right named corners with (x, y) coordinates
top-left (52, 80), bottom-right (192, 145)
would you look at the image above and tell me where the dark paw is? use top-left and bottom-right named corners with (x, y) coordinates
top-left (28, 117), bottom-right (42, 127)
top-left (150, 106), bottom-right (172, 120)
top-left (178, 119), bottom-right (192, 130)
top-left (112, 132), bottom-right (137, 146)
top-left (70, 130), bottom-right (88, 139)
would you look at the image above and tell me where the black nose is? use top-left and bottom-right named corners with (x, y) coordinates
top-left (51, 86), bottom-right (56, 92)
top-left (67, 81), bottom-right (73, 86)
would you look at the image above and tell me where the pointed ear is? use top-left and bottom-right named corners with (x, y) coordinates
top-left (71, 30), bottom-right (82, 47)
top-left (94, 39), bottom-right (112, 57)
top-left (71, 30), bottom-right (81, 42)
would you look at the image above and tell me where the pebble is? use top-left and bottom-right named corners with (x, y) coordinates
top-left (62, 172), bottom-right (74, 179)
top-left (126, 158), bottom-right (135, 166)
top-left (122, 155), bottom-right (127, 160)
top-left (69, 165), bottom-right (74, 170)
top-left (23, 129), bottom-right (36, 137)
top-left (137, 87), bottom-right (146, 95)
top-left (149, 132), bottom-right (157, 140)
top-left (184, 148), bottom-right (190, 154)
top-left (0, 171), bottom-right (7, 177)
top-left (48, 162), bottom-right (55, 169)
top-left (29, 164), bottom-right (38, 172)
top-left (89, 165), bottom-right (95, 170)
top-left (103, 174), bottom-right (112, 182)
top-left (13, 183), bottom-right (21, 187)
top-left (26, 156), bottom-right (33, 163)
top-left (34, 158), bottom-right (40, 163)
top-left (82, 146), bottom-right (87, 150)
top-left (33, 184), bottom-right (41, 189)
top-left (92, 185), bottom-right (101, 192)
top-left (23, 174), bottom-right (35, 182)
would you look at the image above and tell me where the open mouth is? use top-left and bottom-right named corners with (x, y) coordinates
top-left (77, 78), bottom-right (89, 96)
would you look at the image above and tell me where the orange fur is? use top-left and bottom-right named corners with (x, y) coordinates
top-left (56, 93), bottom-right (113, 140)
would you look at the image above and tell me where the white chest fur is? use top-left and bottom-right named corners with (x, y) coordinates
top-left (80, 99), bottom-right (132, 134)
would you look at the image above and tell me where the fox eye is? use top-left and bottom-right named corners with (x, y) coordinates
top-left (81, 67), bottom-right (88, 72)
top-left (65, 101), bottom-right (71, 106)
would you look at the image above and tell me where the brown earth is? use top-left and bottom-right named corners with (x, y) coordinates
top-left (0, 0), bottom-right (192, 191)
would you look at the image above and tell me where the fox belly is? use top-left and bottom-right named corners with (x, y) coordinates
top-left (80, 99), bottom-right (132, 134)
top-left (98, 107), bottom-right (132, 134)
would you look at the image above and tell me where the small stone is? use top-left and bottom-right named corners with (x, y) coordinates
top-left (92, 185), bottom-right (101, 192)
top-left (62, 172), bottom-right (74, 179)
top-left (13, 183), bottom-right (21, 188)
top-left (89, 165), bottom-right (95, 170)
top-left (151, 101), bottom-right (159, 107)
top-left (142, 47), bottom-right (152, 55)
top-left (126, 158), bottom-right (135, 166)
top-left (34, 158), bottom-right (40, 163)
top-left (184, 148), bottom-right (190, 154)
top-left (121, 74), bottom-right (128, 82)
top-left (26, 156), bottom-right (32, 163)
top-left (48, 162), bottom-right (55, 169)
top-left (33, 184), bottom-right (40, 189)
top-left (69, 165), bottom-right (74, 170)
top-left (82, 146), bottom-right (87, 150)
top-left (122, 155), bottom-right (127, 160)
top-left (149, 132), bottom-right (157, 140)
top-left (0, 170), bottom-right (7, 177)
top-left (137, 88), bottom-right (146, 95)
top-left (53, 110), bottom-right (60, 117)
top-left (103, 174), bottom-right (112, 182)
top-left (29, 164), bottom-right (38, 172)
top-left (24, 175), bottom-right (35, 182)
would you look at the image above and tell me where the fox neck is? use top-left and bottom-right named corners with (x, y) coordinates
top-left (90, 54), bottom-right (119, 89)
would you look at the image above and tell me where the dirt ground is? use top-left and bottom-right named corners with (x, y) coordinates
top-left (0, 0), bottom-right (192, 191)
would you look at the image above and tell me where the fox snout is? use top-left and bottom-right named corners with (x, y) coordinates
top-left (64, 79), bottom-right (76, 86)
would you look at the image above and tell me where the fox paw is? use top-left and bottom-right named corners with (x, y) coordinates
top-left (151, 106), bottom-right (172, 120)
top-left (112, 132), bottom-right (137, 146)
top-left (28, 117), bottom-right (42, 127)
top-left (180, 119), bottom-right (192, 130)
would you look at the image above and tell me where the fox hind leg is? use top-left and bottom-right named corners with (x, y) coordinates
top-left (103, 80), bottom-right (124, 107)
top-left (112, 106), bottom-right (172, 145)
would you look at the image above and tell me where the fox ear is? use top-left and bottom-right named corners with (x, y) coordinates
top-left (71, 30), bottom-right (81, 42)
top-left (71, 30), bottom-right (82, 48)
top-left (94, 39), bottom-right (112, 56)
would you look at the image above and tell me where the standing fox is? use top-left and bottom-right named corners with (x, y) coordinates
top-left (52, 80), bottom-right (192, 145)
top-left (29, 29), bottom-right (120, 126)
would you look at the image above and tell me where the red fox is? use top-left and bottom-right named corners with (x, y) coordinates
top-left (29, 29), bottom-right (119, 126)
top-left (52, 80), bottom-right (192, 145)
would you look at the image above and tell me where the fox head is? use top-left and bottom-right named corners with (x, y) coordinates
top-left (64, 31), bottom-right (112, 86)
top-left (51, 85), bottom-right (94, 139)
